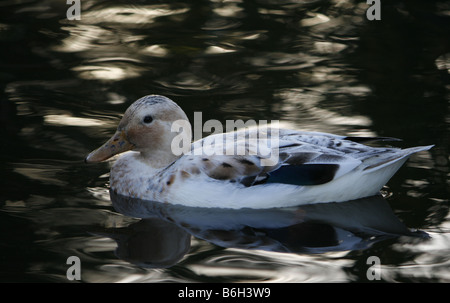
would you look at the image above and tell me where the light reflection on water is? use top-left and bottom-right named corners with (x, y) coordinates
top-left (0, 0), bottom-right (449, 282)
top-left (104, 192), bottom-right (428, 283)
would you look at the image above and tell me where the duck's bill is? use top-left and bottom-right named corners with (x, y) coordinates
top-left (85, 130), bottom-right (134, 163)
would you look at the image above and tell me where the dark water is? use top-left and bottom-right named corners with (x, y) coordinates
top-left (0, 0), bottom-right (449, 283)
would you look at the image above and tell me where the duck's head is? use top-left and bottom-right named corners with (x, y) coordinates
top-left (85, 95), bottom-right (191, 166)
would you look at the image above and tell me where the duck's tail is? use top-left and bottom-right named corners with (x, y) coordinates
top-left (402, 145), bottom-right (435, 155)
top-left (362, 145), bottom-right (434, 173)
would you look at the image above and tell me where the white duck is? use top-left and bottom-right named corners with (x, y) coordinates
top-left (86, 95), bottom-right (433, 209)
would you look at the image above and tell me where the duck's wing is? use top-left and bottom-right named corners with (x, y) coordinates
top-left (180, 128), bottom-right (430, 188)
top-left (178, 148), bottom-right (361, 188)
top-left (183, 129), bottom-right (384, 187)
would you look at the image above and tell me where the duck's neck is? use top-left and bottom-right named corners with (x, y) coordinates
top-left (139, 149), bottom-right (181, 169)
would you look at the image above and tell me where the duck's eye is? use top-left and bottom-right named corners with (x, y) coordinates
top-left (143, 115), bottom-right (153, 124)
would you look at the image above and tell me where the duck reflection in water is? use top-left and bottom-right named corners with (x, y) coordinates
top-left (102, 191), bottom-right (427, 268)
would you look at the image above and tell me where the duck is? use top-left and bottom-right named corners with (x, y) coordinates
top-left (85, 95), bottom-right (433, 209)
